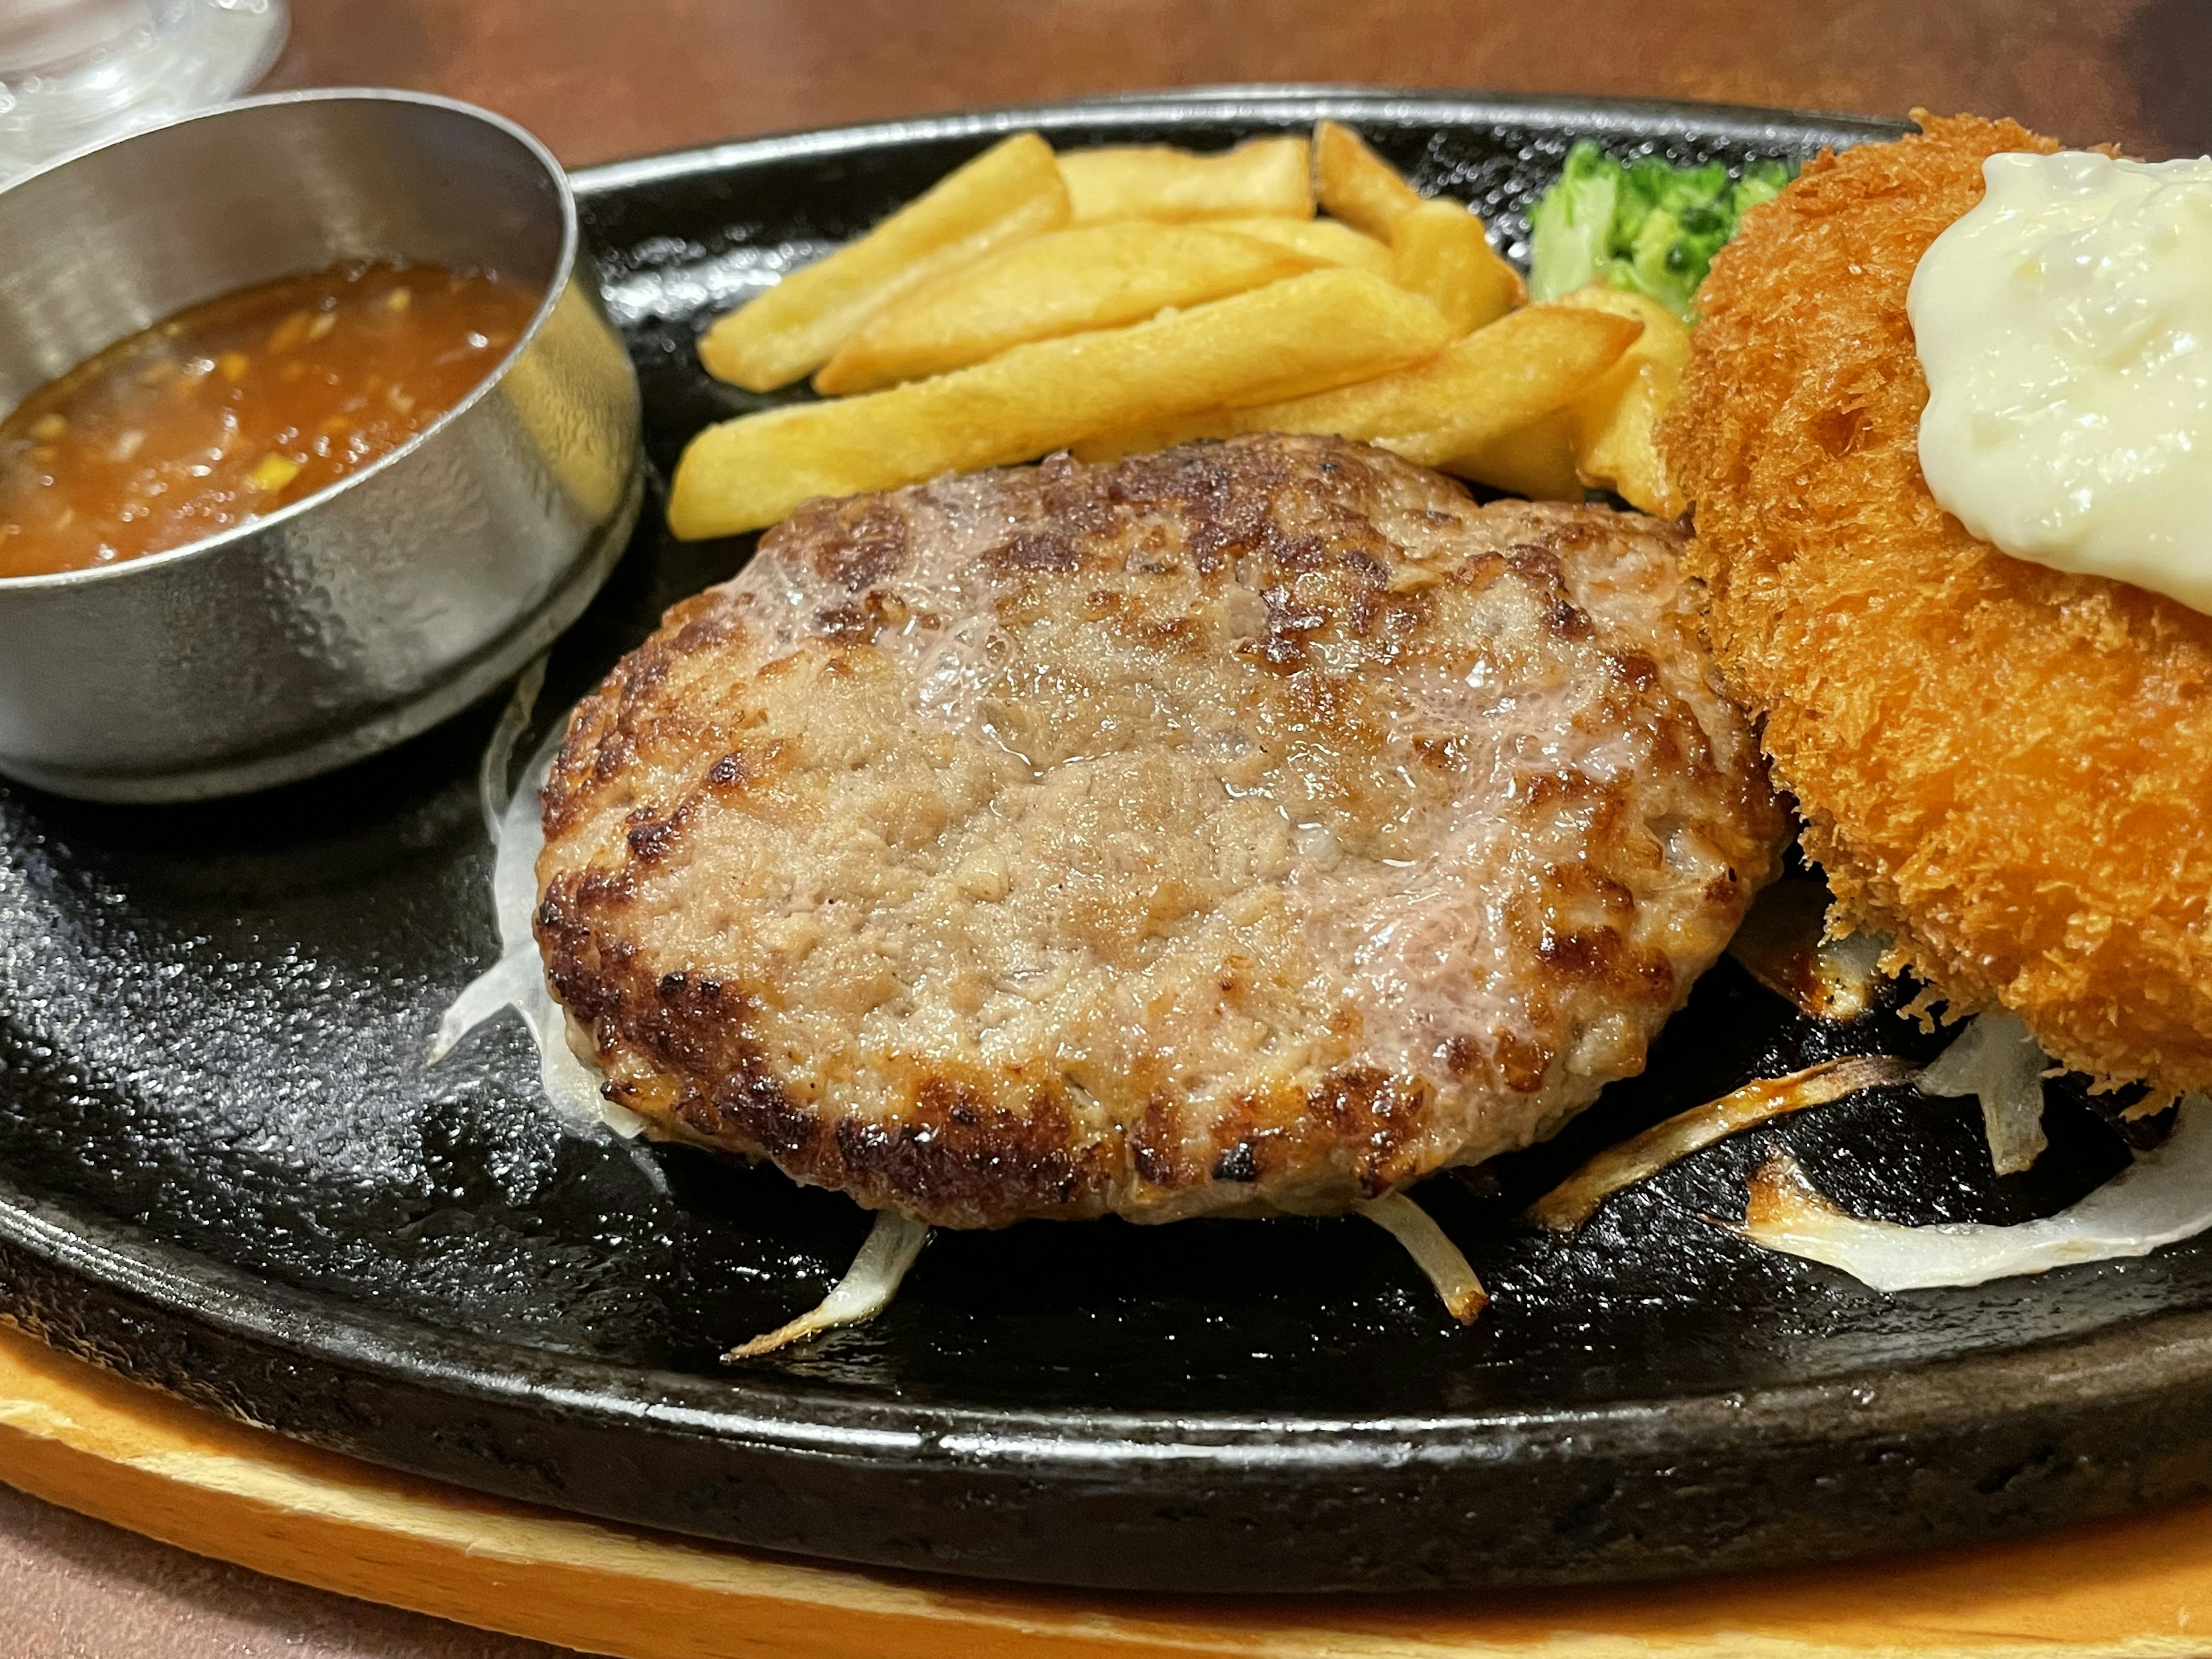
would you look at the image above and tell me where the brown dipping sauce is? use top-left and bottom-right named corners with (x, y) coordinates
top-left (0, 260), bottom-right (539, 579)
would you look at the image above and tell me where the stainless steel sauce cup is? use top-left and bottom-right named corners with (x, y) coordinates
top-left (0, 88), bottom-right (642, 802)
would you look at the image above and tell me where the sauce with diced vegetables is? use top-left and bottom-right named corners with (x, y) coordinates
top-left (0, 261), bottom-right (536, 578)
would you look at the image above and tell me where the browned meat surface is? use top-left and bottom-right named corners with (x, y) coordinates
top-left (535, 434), bottom-right (1783, 1226)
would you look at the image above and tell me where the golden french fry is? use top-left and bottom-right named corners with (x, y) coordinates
top-left (1445, 410), bottom-right (1583, 499)
top-left (1059, 137), bottom-right (1313, 223)
top-left (1391, 199), bottom-right (1527, 334)
top-left (699, 132), bottom-right (1067, 392)
top-left (669, 269), bottom-right (1453, 539)
top-left (1283, 304), bottom-right (1638, 466)
top-left (1312, 119), bottom-right (1426, 238)
top-left (814, 223), bottom-right (1320, 395)
top-left (1071, 410), bottom-right (1245, 464)
top-left (1210, 215), bottom-right (1396, 275)
top-left (1074, 304), bottom-right (1639, 471)
top-left (1555, 284), bottom-right (1691, 516)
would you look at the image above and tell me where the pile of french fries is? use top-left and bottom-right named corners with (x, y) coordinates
top-left (668, 123), bottom-right (1688, 540)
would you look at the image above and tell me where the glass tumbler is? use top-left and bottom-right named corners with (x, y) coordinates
top-left (0, 0), bottom-right (287, 182)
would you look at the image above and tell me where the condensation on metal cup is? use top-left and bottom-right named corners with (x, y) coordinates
top-left (0, 89), bottom-right (643, 802)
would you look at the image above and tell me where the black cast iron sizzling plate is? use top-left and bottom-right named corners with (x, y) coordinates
top-left (3, 88), bottom-right (2207, 1596)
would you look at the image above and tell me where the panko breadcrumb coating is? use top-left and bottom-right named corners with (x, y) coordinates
top-left (1664, 113), bottom-right (2212, 1096)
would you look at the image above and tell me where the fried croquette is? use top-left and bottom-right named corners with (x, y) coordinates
top-left (1664, 113), bottom-right (2212, 1096)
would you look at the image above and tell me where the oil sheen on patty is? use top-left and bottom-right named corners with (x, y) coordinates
top-left (534, 434), bottom-right (1784, 1227)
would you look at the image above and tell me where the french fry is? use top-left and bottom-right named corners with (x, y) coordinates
top-left (669, 270), bottom-right (1453, 539)
top-left (1210, 215), bottom-right (1396, 275)
top-left (698, 132), bottom-right (1067, 392)
top-left (1312, 119), bottom-right (1426, 238)
top-left (1555, 284), bottom-right (1692, 516)
top-left (1073, 304), bottom-right (1641, 471)
top-left (1310, 120), bottom-right (1527, 334)
top-left (1391, 199), bottom-right (1527, 334)
top-left (1446, 410), bottom-right (1583, 499)
top-left (1059, 137), bottom-right (1313, 223)
top-left (1071, 409), bottom-right (1245, 463)
top-left (1270, 304), bottom-right (1639, 466)
top-left (814, 223), bottom-right (1320, 395)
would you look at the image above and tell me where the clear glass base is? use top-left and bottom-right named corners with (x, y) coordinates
top-left (0, 1), bottom-right (289, 184)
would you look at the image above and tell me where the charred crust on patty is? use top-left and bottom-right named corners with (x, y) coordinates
top-left (777, 494), bottom-right (911, 593)
top-left (535, 434), bottom-right (1784, 1225)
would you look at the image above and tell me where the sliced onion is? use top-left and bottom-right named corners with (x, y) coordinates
top-left (1736, 1093), bottom-right (2212, 1292)
top-left (427, 675), bottom-right (649, 1141)
top-left (725, 1211), bottom-right (934, 1359)
top-left (1527, 1055), bottom-right (1922, 1232)
top-left (1358, 1192), bottom-right (1487, 1323)
top-left (1918, 1010), bottom-right (2048, 1175)
top-left (1726, 880), bottom-right (1888, 1021)
top-left (476, 654), bottom-right (547, 839)
top-left (441, 675), bottom-right (923, 1357)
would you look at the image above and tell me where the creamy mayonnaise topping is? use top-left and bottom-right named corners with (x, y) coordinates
top-left (1911, 149), bottom-right (2212, 615)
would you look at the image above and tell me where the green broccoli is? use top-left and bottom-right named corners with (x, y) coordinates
top-left (1525, 142), bottom-right (1622, 304)
top-left (1527, 142), bottom-right (1796, 319)
top-left (1732, 156), bottom-right (1793, 215)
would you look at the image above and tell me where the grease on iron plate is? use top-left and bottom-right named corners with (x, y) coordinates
top-left (530, 435), bottom-right (1786, 1249)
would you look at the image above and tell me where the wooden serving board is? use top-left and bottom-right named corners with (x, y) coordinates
top-left (0, 1324), bottom-right (2207, 1658)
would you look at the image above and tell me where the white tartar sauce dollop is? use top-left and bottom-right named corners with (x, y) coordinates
top-left (1911, 149), bottom-right (2212, 615)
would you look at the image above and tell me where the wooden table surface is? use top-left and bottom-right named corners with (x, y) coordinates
top-left (7, 1), bottom-right (2209, 1654)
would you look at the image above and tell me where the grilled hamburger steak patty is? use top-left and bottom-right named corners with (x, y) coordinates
top-left (535, 434), bottom-right (1783, 1227)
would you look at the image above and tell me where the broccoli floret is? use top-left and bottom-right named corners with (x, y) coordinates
top-left (1619, 156), bottom-right (1729, 243)
top-left (1733, 157), bottom-right (1793, 215)
top-left (1526, 142), bottom-right (1623, 301)
top-left (1525, 142), bottom-right (1797, 319)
